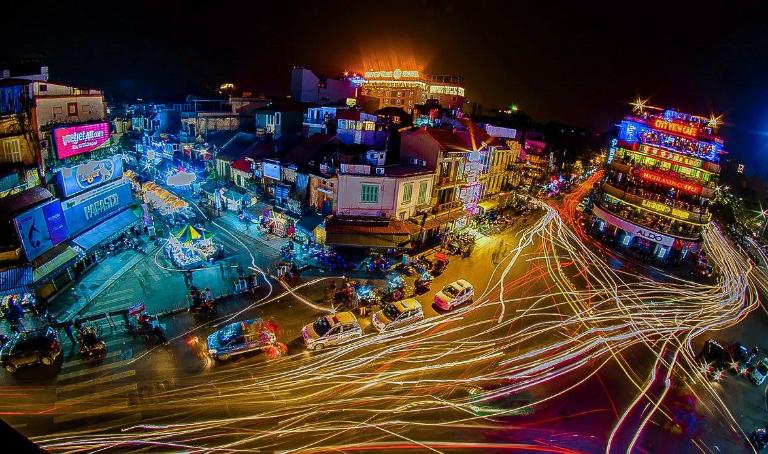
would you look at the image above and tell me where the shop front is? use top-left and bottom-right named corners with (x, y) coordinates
top-left (591, 204), bottom-right (697, 262)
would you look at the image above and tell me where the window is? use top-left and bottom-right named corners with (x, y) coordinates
top-left (402, 183), bottom-right (413, 204)
top-left (39, 84), bottom-right (47, 92)
top-left (67, 102), bottom-right (78, 116)
top-left (417, 181), bottom-right (428, 204)
top-left (275, 112), bottom-right (281, 125)
top-left (361, 184), bottom-right (379, 203)
top-left (1, 138), bottom-right (22, 163)
top-left (53, 106), bottom-right (63, 117)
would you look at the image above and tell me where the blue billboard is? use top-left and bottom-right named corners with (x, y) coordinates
top-left (62, 180), bottom-right (133, 237)
top-left (13, 199), bottom-right (69, 261)
top-left (54, 155), bottom-right (124, 197)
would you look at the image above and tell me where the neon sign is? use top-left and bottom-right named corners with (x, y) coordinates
top-left (636, 144), bottom-right (703, 168)
top-left (364, 69), bottom-right (420, 79)
top-left (652, 118), bottom-right (699, 137)
top-left (640, 199), bottom-right (691, 221)
top-left (53, 122), bottom-right (111, 159)
top-left (636, 168), bottom-right (703, 195)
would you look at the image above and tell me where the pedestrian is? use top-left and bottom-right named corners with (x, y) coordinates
top-left (491, 249), bottom-right (499, 265)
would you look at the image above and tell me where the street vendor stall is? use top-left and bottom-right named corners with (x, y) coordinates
top-left (141, 182), bottom-right (192, 218)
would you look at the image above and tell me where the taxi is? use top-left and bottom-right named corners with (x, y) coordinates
top-left (434, 279), bottom-right (474, 310)
top-left (371, 298), bottom-right (424, 332)
top-left (302, 311), bottom-right (362, 351)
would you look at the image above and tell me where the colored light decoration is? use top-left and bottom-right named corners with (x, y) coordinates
top-left (166, 167), bottom-right (197, 188)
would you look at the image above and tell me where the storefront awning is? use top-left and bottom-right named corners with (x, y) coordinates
top-left (32, 243), bottom-right (79, 282)
top-left (325, 232), bottom-right (411, 249)
top-left (478, 200), bottom-right (499, 212)
top-left (0, 266), bottom-right (33, 296)
top-left (422, 210), bottom-right (467, 231)
top-left (72, 209), bottom-right (140, 252)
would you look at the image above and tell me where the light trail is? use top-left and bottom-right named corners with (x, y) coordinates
top-left (33, 192), bottom-right (758, 452)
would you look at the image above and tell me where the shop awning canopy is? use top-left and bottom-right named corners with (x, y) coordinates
top-left (325, 232), bottom-right (411, 249)
top-left (72, 209), bottom-right (140, 252)
top-left (0, 265), bottom-right (33, 296)
top-left (478, 200), bottom-right (499, 212)
top-left (32, 243), bottom-right (79, 282)
top-left (422, 210), bottom-right (467, 231)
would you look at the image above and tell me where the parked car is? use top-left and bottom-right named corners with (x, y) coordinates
top-left (302, 312), bottom-right (362, 351)
top-left (749, 358), bottom-right (768, 385)
top-left (0, 327), bottom-right (61, 374)
top-left (698, 339), bottom-right (728, 369)
top-left (372, 299), bottom-right (424, 332)
top-left (434, 279), bottom-right (474, 310)
top-left (728, 342), bottom-right (750, 374)
top-left (207, 319), bottom-right (277, 361)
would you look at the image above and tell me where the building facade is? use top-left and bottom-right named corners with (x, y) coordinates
top-left (358, 69), bottom-right (465, 113)
top-left (590, 105), bottom-right (723, 262)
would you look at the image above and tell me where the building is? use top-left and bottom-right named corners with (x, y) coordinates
top-left (358, 69), bottom-right (465, 113)
top-left (290, 67), bottom-right (357, 104)
top-left (214, 132), bottom-right (259, 181)
top-left (335, 164), bottom-right (433, 221)
top-left (335, 110), bottom-right (387, 148)
top-left (303, 105), bottom-right (348, 137)
top-left (589, 104), bottom-right (723, 262)
top-left (254, 99), bottom-right (305, 139)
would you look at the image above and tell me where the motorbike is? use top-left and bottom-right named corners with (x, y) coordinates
top-left (188, 299), bottom-right (216, 317)
top-left (125, 309), bottom-right (167, 344)
top-left (414, 277), bottom-right (432, 294)
top-left (77, 325), bottom-right (106, 357)
top-left (750, 428), bottom-right (767, 450)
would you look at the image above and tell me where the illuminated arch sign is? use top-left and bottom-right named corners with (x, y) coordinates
top-left (53, 122), bottom-right (111, 159)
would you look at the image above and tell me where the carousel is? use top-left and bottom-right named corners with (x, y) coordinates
top-left (164, 224), bottom-right (220, 269)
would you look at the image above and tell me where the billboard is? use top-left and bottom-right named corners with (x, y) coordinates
top-left (53, 122), bottom-right (111, 159)
top-left (263, 162), bottom-right (281, 180)
top-left (13, 199), bottom-right (69, 261)
top-left (62, 180), bottom-right (133, 236)
top-left (54, 154), bottom-right (124, 197)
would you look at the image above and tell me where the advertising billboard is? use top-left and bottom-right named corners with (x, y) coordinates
top-left (62, 180), bottom-right (133, 236)
top-left (53, 154), bottom-right (124, 197)
top-left (53, 122), bottom-right (111, 159)
top-left (263, 162), bottom-right (281, 180)
top-left (13, 200), bottom-right (69, 261)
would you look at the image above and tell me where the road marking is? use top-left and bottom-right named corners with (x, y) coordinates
top-left (56, 369), bottom-right (137, 394)
top-left (57, 358), bottom-right (131, 381)
top-left (60, 350), bottom-right (124, 370)
top-left (92, 295), bottom-right (136, 309)
top-left (53, 401), bottom-right (132, 424)
top-left (56, 383), bottom-right (137, 407)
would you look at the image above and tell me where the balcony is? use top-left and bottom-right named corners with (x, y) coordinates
top-left (432, 200), bottom-right (462, 214)
top-left (607, 161), bottom-right (716, 199)
top-left (601, 183), bottom-right (710, 224)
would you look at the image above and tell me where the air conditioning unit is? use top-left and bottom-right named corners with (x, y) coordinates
top-left (375, 167), bottom-right (385, 175)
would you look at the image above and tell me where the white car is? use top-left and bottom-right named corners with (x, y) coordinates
top-left (434, 279), bottom-right (474, 310)
top-left (371, 298), bottom-right (424, 332)
top-left (302, 312), bottom-right (362, 351)
top-left (750, 357), bottom-right (768, 385)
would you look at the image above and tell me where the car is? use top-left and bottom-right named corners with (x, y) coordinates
top-left (206, 318), bottom-right (277, 361)
top-left (749, 358), bottom-right (768, 385)
top-left (371, 299), bottom-right (424, 332)
top-left (0, 327), bottom-right (61, 374)
top-left (698, 339), bottom-right (728, 378)
top-left (302, 311), bottom-right (362, 351)
top-left (728, 342), bottom-right (750, 374)
top-left (434, 279), bottom-right (474, 310)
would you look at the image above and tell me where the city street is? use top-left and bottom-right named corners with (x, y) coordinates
top-left (0, 177), bottom-right (760, 452)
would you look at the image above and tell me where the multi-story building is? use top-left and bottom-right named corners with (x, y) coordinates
top-left (358, 69), bottom-right (465, 113)
top-left (590, 104), bottom-right (723, 262)
top-left (291, 67), bottom-right (357, 104)
top-left (335, 110), bottom-right (387, 148)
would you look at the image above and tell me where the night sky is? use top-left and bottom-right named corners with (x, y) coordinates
top-left (3, 1), bottom-right (768, 171)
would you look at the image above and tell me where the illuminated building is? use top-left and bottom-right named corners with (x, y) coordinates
top-left (358, 69), bottom-right (465, 113)
top-left (590, 103), bottom-right (724, 262)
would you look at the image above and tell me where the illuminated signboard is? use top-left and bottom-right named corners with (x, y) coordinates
top-left (637, 144), bottom-right (703, 168)
top-left (54, 155), bottom-right (124, 197)
top-left (263, 162), bottom-right (281, 180)
top-left (640, 199), bottom-right (691, 221)
top-left (651, 118), bottom-right (699, 137)
top-left (618, 120), bottom-right (721, 162)
top-left (53, 122), bottom-right (111, 159)
top-left (364, 69), bottom-right (420, 79)
top-left (62, 179), bottom-right (133, 236)
top-left (429, 85), bottom-right (466, 97)
top-left (636, 169), bottom-right (702, 195)
top-left (13, 199), bottom-right (69, 261)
